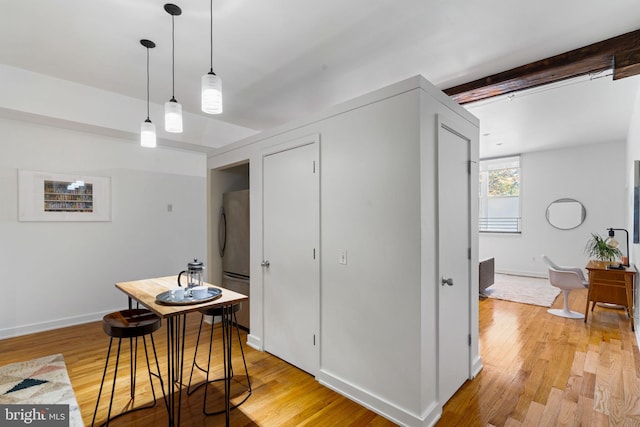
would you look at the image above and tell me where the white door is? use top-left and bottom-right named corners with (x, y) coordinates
top-left (262, 141), bottom-right (319, 375)
top-left (437, 116), bottom-right (472, 403)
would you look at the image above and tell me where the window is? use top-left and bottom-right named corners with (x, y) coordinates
top-left (479, 156), bottom-right (521, 233)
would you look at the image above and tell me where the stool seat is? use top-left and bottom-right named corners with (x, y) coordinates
top-left (92, 308), bottom-right (165, 426)
top-left (199, 303), bottom-right (241, 318)
top-left (103, 309), bottom-right (161, 338)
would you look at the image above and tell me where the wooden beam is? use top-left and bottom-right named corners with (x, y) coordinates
top-left (614, 47), bottom-right (640, 79)
top-left (444, 29), bottom-right (640, 104)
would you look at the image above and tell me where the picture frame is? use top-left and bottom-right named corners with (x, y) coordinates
top-left (18, 169), bottom-right (111, 222)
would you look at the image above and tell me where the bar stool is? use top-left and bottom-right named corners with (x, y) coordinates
top-left (187, 304), bottom-right (252, 415)
top-left (92, 309), bottom-right (166, 426)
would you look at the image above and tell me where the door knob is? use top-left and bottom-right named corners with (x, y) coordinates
top-left (261, 260), bottom-right (270, 268)
top-left (441, 277), bottom-right (454, 286)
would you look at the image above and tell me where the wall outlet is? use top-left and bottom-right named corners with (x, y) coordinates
top-left (167, 203), bottom-right (173, 213)
top-left (339, 249), bottom-right (347, 265)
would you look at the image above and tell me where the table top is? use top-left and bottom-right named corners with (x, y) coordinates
top-left (116, 275), bottom-right (248, 318)
top-left (585, 260), bottom-right (637, 274)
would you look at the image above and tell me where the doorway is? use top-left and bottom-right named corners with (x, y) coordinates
top-left (209, 163), bottom-right (250, 302)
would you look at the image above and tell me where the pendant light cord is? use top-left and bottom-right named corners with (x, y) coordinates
top-left (171, 14), bottom-right (176, 100)
top-left (209, 0), bottom-right (213, 73)
top-left (146, 47), bottom-right (151, 120)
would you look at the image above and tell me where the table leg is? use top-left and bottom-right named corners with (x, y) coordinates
top-left (584, 286), bottom-right (592, 324)
top-left (626, 275), bottom-right (635, 331)
top-left (222, 305), bottom-right (232, 427)
top-left (165, 315), bottom-right (187, 426)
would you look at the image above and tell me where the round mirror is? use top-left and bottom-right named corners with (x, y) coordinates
top-left (546, 198), bottom-right (586, 230)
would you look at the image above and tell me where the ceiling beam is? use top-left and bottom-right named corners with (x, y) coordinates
top-left (444, 29), bottom-right (640, 104)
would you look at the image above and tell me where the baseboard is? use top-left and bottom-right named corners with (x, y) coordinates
top-left (247, 333), bottom-right (262, 351)
top-left (471, 355), bottom-right (483, 378)
top-left (495, 269), bottom-right (547, 279)
top-left (316, 370), bottom-right (441, 427)
top-left (0, 311), bottom-right (109, 340)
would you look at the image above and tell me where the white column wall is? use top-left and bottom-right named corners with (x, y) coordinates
top-left (317, 90), bottom-right (423, 420)
top-left (211, 91), bottom-right (426, 422)
top-left (0, 117), bottom-right (207, 338)
top-left (207, 76), bottom-right (479, 426)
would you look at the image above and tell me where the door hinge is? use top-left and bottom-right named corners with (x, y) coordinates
top-left (468, 334), bottom-right (472, 346)
top-left (468, 248), bottom-right (471, 259)
top-left (313, 248), bottom-right (316, 259)
top-left (313, 161), bottom-right (316, 173)
top-left (313, 334), bottom-right (316, 346)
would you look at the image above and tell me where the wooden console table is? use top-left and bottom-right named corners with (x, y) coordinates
top-left (584, 260), bottom-right (636, 330)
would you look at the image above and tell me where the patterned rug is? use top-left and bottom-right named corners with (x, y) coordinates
top-left (484, 273), bottom-right (561, 307)
top-left (0, 354), bottom-right (83, 426)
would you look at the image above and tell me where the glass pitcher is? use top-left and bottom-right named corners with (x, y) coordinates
top-left (178, 258), bottom-right (204, 291)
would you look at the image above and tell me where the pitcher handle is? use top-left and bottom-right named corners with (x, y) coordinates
top-left (177, 270), bottom-right (186, 287)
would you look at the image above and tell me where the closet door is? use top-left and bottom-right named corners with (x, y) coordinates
top-left (262, 139), bottom-right (319, 375)
top-left (437, 115), bottom-right (473, 403)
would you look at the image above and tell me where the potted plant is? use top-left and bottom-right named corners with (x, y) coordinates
top-left (584, 233), bottom-right (622, 262)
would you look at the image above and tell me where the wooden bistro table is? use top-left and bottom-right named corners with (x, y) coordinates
top-left (116, 276), bottom-right (248, 427)
top-left (584, 260), bottom-right (636, 330)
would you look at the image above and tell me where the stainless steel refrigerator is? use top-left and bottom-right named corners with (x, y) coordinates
top-left (219, 189), bottom-right (250, 330)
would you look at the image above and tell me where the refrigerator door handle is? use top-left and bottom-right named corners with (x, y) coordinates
top-left (218, 208), bottom-right (227, 257)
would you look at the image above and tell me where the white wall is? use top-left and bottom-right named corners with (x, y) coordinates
top-left (627, 86), bottom-right (640, 335)
top-left (0, 117), bottom-right (207, 338)
top-left (480, 141), bottom-right (626, 276)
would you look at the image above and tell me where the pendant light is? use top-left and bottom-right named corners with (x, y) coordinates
top-left (140, 39), bottom-right (157, 148)
top-left (201, 0), bottom-right (222, 114)
top-left (164, 3), bottom-right (183, 133)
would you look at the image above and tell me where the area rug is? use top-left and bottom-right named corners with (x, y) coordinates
top-left (484, 274), bottom-right (561, 307)
top-left (0, 354), bottom-right (83, 426)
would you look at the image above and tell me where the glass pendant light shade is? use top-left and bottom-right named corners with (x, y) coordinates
top-left (165, 98), bottom-right (183, 133)
top-left (140, 119), bottom-right (157, 148)
top-left (202, 0), bottom-right (223, 114)
top-left (201, 71), bottom-right (223, 114)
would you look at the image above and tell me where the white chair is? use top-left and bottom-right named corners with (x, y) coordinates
top-left (542, 255), bottom-right (588, 319)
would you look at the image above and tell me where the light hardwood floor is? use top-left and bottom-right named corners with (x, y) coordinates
top-left (0, 312), bottom-right (395, 426)
top-left (0, 283), bottom-right (638, 426)
top-left (439, 282), bottom-right (640, 426)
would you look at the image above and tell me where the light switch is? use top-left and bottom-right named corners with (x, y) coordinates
top-left (339, 249), bottom-right (347, 265)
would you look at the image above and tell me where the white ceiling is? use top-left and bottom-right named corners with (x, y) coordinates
top-left (1, 0), bottom-right (639, 156)
top-left (467, 72), bottom-right (640, 158)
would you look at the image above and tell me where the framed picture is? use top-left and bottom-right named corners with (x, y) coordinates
top-left (18, 170), bottom-right (111, 222)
